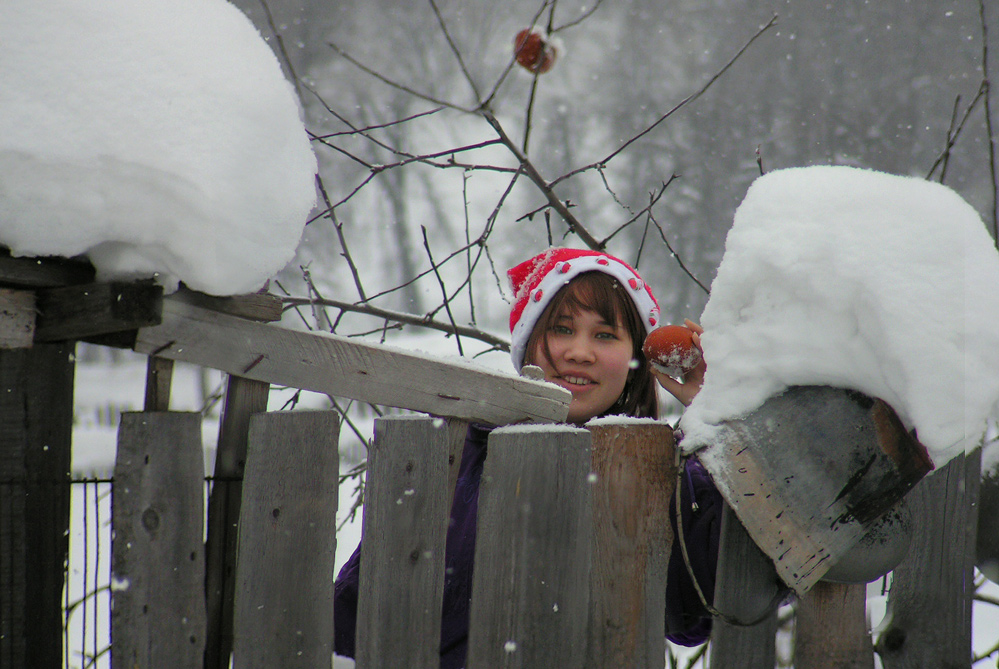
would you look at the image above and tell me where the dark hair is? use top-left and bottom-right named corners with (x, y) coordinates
top-left (523, 271), bottom-right (659, 420)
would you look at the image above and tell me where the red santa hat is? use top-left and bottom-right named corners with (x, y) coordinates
top-left (507, 248), bottom-right (660, 371)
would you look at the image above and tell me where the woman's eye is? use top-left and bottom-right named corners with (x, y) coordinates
top-left (596, 331), bottom-right (618, 340)
top-left (552, 325), bottom-right (572, 335)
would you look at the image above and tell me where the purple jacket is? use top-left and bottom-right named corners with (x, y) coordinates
top-left (333, 423), bottom-right (721, 667)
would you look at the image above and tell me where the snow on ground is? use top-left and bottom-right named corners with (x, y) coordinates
top-left (680, 166), bottom-right (999, 470)
top-left (0, 0), bottom-right (317, 295)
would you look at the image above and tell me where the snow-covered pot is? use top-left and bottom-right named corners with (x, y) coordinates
top-left (697, 385), bottom-right (934, 594)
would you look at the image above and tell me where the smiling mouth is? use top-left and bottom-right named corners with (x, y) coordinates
top-left (561, 375), bottom-right (594, 387)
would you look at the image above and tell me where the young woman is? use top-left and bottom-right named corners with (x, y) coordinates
top-left (333, 248), bottom-right (720, 667)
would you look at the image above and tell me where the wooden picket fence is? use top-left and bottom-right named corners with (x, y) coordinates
top-left (109, 408), bottom-right (678, 668)
top-left (0, 257), bottom-right (986, 668)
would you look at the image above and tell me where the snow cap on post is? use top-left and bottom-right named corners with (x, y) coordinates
top-left (507, 248), bottom-right (660, 371)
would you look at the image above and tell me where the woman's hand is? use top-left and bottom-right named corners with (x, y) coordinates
top-left (651, 319), bottom-right (705, 407)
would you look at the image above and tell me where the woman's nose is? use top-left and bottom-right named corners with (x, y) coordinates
top-left (563, 335), bottom-right (596, 362)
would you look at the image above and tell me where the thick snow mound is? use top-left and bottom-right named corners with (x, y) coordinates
top-left (680, 166), bottom-right (999, 467)
top-left (0, 0), bottom-right (317, 295)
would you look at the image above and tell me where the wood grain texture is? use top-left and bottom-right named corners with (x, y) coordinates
top-left (585, 422), bottom-right (674, 669)
top-left (0, 289), bottom-right (36, 348)
top-left (232, 411), bottom-right (339, 669)
top-left (135, 298), bottom-right (570, 424)
top-left (356, 416), bottom-right (451, 669)
top-left (112, 412), bottom-right (206, 668)
top-left (35, 280), bottom-right (163, 342)
top-left (708, 503), bottom-right (780, 667)
top-left (795, 581), bottom-right (874, 669)
top-left (467, 425), bottom-right (592, 669)
top-left (878, 452), bottom-right (979, 669)
top-left (204, 376), bottom-right (270, 669)
top-left (0, 344), bottom-right (74, 668)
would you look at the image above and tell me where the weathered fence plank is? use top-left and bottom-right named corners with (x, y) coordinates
top-left (134, 298), bottom-right (571, 424)
top-left (204, 376), bottom-right (270, 669)
top-left (34, 280), bottom-right (163, 342)
top-left (232, 411), bottom-right (339, 668)
top-left (112, 412), bottom-right (206, 668)
top-left (879, 452), bottom-right (980, 668)
top-left (585, 421), bottom-right (675, 669)
top-left (0, 247), bottom-right (94, 288)
top-left (356, 415), bottom-right (451, 669)
top-left (795, 581), bottom-right (873, 668)
top-left (709, 503), bottom-right (780, 667)
top-left (0, 343), bottom-right (74, 669)
top-left (467, 424), bottom-right (593, 669)
top-left (144, 355), bottom-right (174, 411)
top-left (0, 289), bottom-right (36, 348)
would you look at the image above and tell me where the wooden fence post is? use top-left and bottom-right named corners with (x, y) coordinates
top-left (204, 375), bottom-right (270, 669)
top-left (878, 452), bottom-right (980, 668)
top-left (467, 424), bottom-right (593, 669)
top-left (585, 421), bottom-right (675, 669)
top-left (709, 503), bottom-right (780, 667)
top-left (795, 581), bottom-right (873, 668)
top-left (356, 415), bottom-right (451, 669)
top-left (231, 411), bottom-right (339, 668)
top-left (112, 412), bottom-right (206, 668)
top-left (0, 343), bottom-right (74, 669)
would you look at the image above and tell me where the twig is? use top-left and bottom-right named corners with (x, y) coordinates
top-left (328, 41), bottom-right (473, 113)
top-left (315, 174), bottom-right (367, 302)
top-left (979, 0), bottom-right (998, 243)
top-left (427, 0), bottom-right (483, 103)
top-left (481, 109), bottom-right (603, 249)
top-left (480, 0), bottom-right (551, 109)
top-left (280, 296), bottom-right (510, 351)
top-left (551, 15), bottom-right (778, 188)
top-left (421, 225), bottom-right (464, 356)
top-left (259, 0), bottom-right (303, 101)
top-left (598, 175), bottom-right (676, 247)
top-left (925, 85), bottom-right (986, 183)
top-left (650, 210), bottom-right (710, 295)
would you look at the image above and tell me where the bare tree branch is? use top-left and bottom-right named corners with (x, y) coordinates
top-left (428, 0), bottom-right (483, 103)
top-left (481, 109), bottom-right (604, 249)
top-left (650, 209), bottom-right (710, 295)
top-left (550, 14), bottom-right (779, 188)
top-left (280, 295), bottom-right (510, 351)
top-left (422, 225), bottom-right (465, 356)
top-left (979, 0), bottom-right (998, 244)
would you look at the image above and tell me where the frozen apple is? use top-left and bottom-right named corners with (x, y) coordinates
top-left (643, 325), bottom-right (703, 378)
top-left (514, 28), bottom-right (558, 74)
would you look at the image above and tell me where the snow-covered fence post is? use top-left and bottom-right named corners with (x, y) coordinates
top-left (231, 411), bottom-right (339, 668)
top-left (878, 451), bottom-right (981, 667)
top-left (585, 421), bottom-right (675, 669)
top-left (0, 342), bottom-right (74, 668)
top-left (355, 415), bottom-right (452, 668)
top-left (111, 411), bottom-right (206, 667)
top-left (466, 424), bottom-right (593, 667)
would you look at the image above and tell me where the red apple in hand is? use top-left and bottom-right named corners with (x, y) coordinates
top-left (642, 325), bottom-right (703, 378)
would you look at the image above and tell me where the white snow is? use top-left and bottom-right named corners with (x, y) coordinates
top-left (680, 166), bottom-right (999, 468)
top-left (0, 0), bottom-right (317, 296)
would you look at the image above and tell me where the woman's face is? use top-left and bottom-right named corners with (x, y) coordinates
top-left (530, 307), bottom-right (635, 424)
